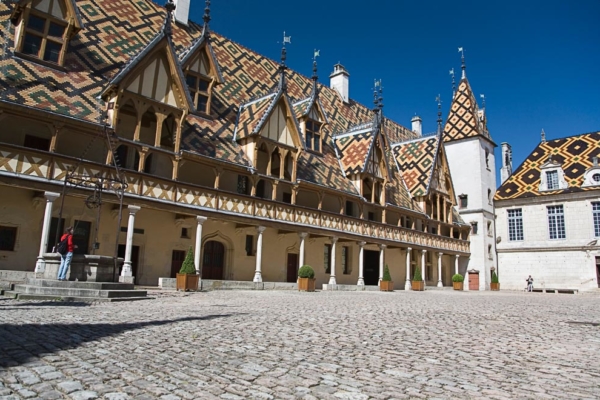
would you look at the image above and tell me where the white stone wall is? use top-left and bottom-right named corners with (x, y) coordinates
top-left (444, 137), bottom-right (497, 289)
top-left (496, 196), bottom-right (600, 291)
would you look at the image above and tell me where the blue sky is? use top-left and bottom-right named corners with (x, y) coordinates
top-left (189, 0), bottom-right (600, 183)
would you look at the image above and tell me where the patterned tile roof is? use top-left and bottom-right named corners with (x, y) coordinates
top-left (0, 0), bottom-right (422, 208)
top-left (495, 132), bottom-right (600, 200)
top-left (335, 126), bottom-right (375, 176)
top-left (234, 93), bottom-right (277, 140)
top-left (443, 78), bottom-right (492, 144)
top-left (393, 136), bottom-right (439, 197)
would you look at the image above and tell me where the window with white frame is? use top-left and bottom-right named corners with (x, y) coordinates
top-left (593, 202), bottom-right (600, 237)
top-left (547, 205), bottom-right (566, 239)
top-left (546, 170), bottom-right (559, 190)
top-left (507, 209), bottom-right (524, 241)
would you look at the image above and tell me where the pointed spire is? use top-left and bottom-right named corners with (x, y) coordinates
top-left (480, 94), bottom-right (486, 109)
top-left (202, 0), bottom-right (211, 37)
top-left (164, 0), bottom-right (176, 36)
top-left (541, 129), bottom-right (546, 143)
top-left (458, 47), bottom-right (466, 79)
top-left (278, 32), bottom-right (291, 90)
top-left (436, 94), bottom-right (442, 135)
top-left (449, 68), bottom-right (456, 97)
top-left (312, 49), bottom-right (319, 81)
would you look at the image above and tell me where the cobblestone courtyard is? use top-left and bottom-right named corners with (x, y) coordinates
top-left (1, 290), bottom-right (600, 400)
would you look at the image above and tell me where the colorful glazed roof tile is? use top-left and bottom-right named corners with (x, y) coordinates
top-left (393, 136), bottom-right (439, 197)
top-left (443, 78), bottom-right (492, 144)
top-left (495, 132), bottom-right (600, 200)
top-left (0, 0), bottom-right (424, 208)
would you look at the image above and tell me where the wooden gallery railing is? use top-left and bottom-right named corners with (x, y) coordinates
top-left (0, 143), bottom-right (469, 254)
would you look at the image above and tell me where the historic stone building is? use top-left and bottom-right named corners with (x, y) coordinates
top-left (441, 62), bottom-right (497, 291)
top-left (0, 0), bottom-right (474, 287)
top-left (495, 132), bottom-right (600, 292)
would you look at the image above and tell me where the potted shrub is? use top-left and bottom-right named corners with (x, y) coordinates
top-left (298, 265), bottom-right (316, 292)
top-left (176, 247), bottom-right (199, 292)
top-left (380, 264), bottom-right (393, 291)
top-left (411, 266), bottom-right (424, 291)
top-left (490, 271), bottom-right (500, 291)
top-left (452, 273), bottom-right (464, 290)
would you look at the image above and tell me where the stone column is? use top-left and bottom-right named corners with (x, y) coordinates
top-left (455, 255), bottom-right (459, 275)
top-left (437, 252), bottom-right (444, 288)
top-left (421, 249), bottom-right (427, 287)
top-left (357, 241), bottom-right (365, 286)
top-left (253, 226), bottom-right (266, 283)
top-left (405, 247), bottom-right (412, 290)
top-left (328, 236), bottom-right (338, 285)
top-left (195, 216), bottom-right (207, 274)
top-left (35, 191), bottom-right (61, 275)
top-left (120, 205), bottom-right (140, 283)
top-left (298, 232), bottom-right (308, 267)
top-left (378, 244), bottom-right (386, 286)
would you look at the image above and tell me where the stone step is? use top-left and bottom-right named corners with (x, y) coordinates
top-left (13, 285), bottom-right (147, 298)
top-left (26, 279), bottom-right (135, 291)
top-left (3, 291), bottom-right (151, 302)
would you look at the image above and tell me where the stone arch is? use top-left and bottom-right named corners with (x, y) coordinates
top-left (201, 230), bottom-right (235, 280)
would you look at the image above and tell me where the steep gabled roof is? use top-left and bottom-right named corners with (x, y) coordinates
top-left (233, 93), bottom-right (277, 140)
top-left (179, 34), bottom-right (224, 84)
top-left (495, 131), bottom-right (600, 200)
top-left (334, 122), bottom-right (377, 175)
top-left (443, 78), bottom-right (493, 144)
top-left (13, 0), bottom-right (84, 30)
top-left (393, 135), bottom-right (439, 197)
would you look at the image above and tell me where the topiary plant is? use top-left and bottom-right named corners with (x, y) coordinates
top-left (298, 265), bottom-right (315, 279)
top-left (382, 264), bottom-right (392, 282)
top-left (179, 246), bottom-right (197, 275)
top-left (412, 266), bottom-right (422, 282)
top-left (452, 273), bottom-right (464, 283)
top-left (491, 271), bottom-right (499, 284)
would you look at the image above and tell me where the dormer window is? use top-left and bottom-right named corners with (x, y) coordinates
top-left (186, 73), bottom-right (211, 114)
top-left (15, 0), bottom-right (72, 66)
top-left (305, 120), bottom-right (321, 152)
top-left (546, 170), bottom-right (559, 190)
top-left (539, 158), bottom-right (568, 192)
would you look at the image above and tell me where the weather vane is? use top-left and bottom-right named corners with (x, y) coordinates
top-left (313, 49), bottom-right (320, 61)
top-left (480, 94), bottom-right (486, 109)
top-left (449, 68), bottom-right (456, 95)
top-left (458, 46), bottom-right (466, 78)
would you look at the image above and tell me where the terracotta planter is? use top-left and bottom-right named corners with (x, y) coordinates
top-left (411, 280), bottom-right (424, 291)
top-left (298, 277), bottom-right (316, 292)
top-left (380, 281), bottom-right (394, 291)
top-left (176, 273), bottom-right (199, 291)
top-left (490, 282), bottom-right (500, 291)
top-left (453, 281), bottom-right (463, 291)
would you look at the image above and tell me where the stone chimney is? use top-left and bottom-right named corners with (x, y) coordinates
top-left (173, 0), bottom-right (190, 25)
top-left (411, 116), bottom-right (422, 136)
top-left (500, 142), bottom-right (513, 184)
top-left (329, 63), bottom-right (349, 103)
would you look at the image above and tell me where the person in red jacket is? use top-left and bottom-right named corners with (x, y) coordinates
top-left (57, 227), bottom-right (77, 281)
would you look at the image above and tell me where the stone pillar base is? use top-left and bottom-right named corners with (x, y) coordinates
top-left (405, 280), bottom-right (411, 291)
top-left (119, 276), bottom-right (135, 284)
top-left (252, 272), bottom-right (262, 283)
top-left (437, 281), bottom-right (443, 288)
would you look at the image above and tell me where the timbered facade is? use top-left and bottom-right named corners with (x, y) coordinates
top-left (0, 0), bottom-right (471, 287)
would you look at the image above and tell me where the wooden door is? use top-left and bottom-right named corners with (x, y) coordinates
top-left (287, 253), bottom-right (298, 283)
top-left (171, 250), bottom-right (186, 278)
top-left (364, 250), bottom-right (379, 286)
top-left (202, 241), bottom-right (224, 280)
top-left (468, 271), bottom-right (479, 290)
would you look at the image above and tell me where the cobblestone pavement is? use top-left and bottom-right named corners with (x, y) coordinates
top-left (1, 290), bottom-right (600, 400)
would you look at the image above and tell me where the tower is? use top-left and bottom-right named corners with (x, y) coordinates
top-left (442, 49), bottom-right (497, 290)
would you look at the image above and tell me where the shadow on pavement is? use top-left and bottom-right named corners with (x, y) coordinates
top-left (0, 314), bottom-right (237, 368)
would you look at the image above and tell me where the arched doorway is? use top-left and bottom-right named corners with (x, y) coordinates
top-left (202, 241), bottom-right (225, 280)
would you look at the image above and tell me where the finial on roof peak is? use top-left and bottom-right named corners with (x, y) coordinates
top-left (164, 0), bottom-right (175, 36)
top-left (278, 32), bottom-right (291, 90)
top-left (312, 49), bottom-right (320, 81)
top-left (541, 128), bottom-right (546, 143)
top-left (449, 68), bottom-right (456, 97)
top-left (458, 47), bottom-right (466, 79)
top-left (480, 94), bottom-right (486, 109)
top-left (373, 79), bottom-right (383, 111)
top-left (202, 0), bottom-right (211, 36)
top-left (436, 94), bottom-right (442, 135)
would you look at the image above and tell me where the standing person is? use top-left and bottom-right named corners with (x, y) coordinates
top-left (526, 275), bottom-right (534, 292)
top-left (57, 227), bottom-right (77, 281)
